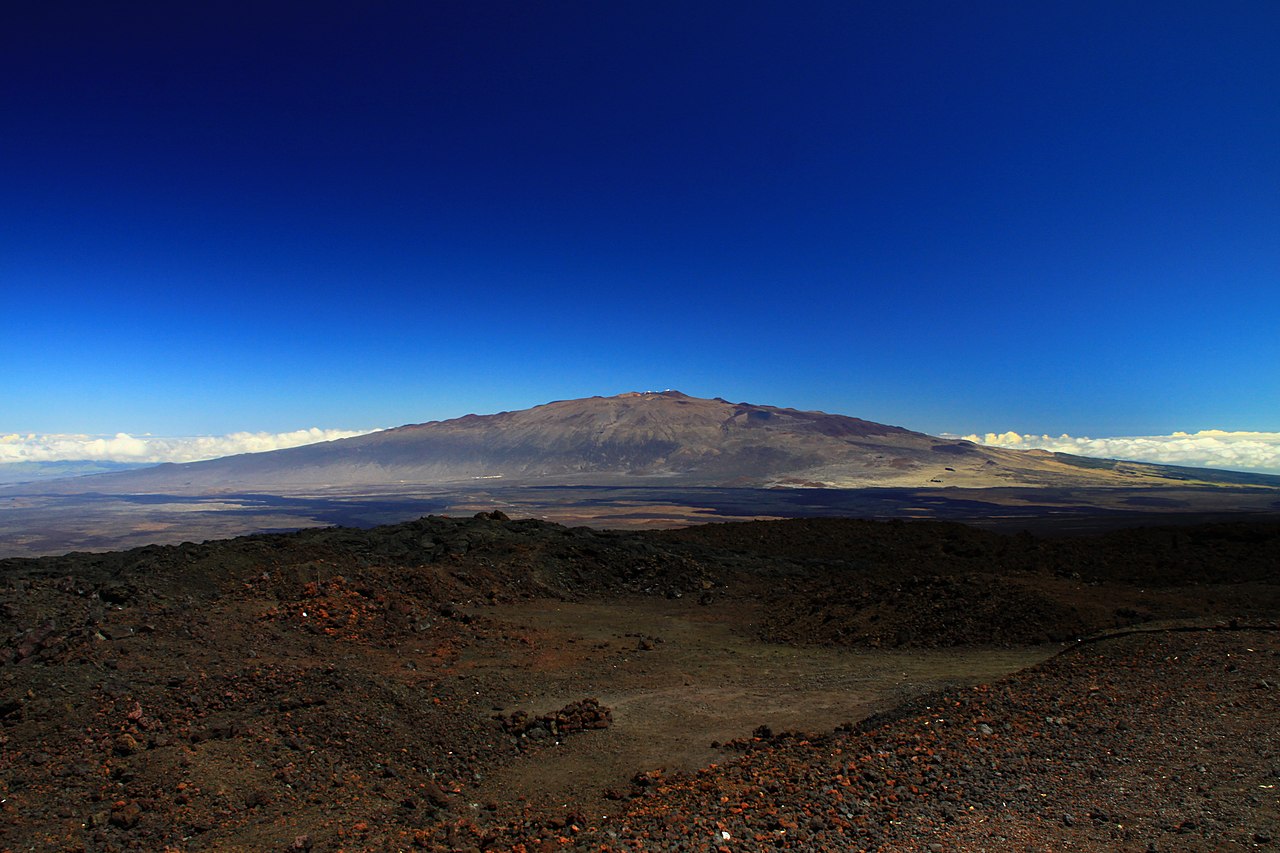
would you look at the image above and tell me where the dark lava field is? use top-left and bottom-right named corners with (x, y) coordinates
top-left (2, 513), bottom-right (1278, 851)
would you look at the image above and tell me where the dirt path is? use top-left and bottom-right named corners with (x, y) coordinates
top-left (465, 597), bottom-right (1055, 815)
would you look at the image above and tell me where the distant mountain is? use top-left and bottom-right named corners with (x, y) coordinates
top-left (14, 391), bottom-right (1280, 494)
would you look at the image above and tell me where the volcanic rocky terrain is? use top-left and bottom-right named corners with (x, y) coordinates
top-left (2, 513), bottom-right (1278, 851)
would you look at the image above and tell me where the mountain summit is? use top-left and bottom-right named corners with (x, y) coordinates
top-left (19, 391), bottom-right (1272, 495)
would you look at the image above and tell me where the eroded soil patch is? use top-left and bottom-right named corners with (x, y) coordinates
top-left (468, 598), bottom-right (1052, 816)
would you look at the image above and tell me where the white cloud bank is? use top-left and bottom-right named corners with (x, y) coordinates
top-left (961, 429), bottom-right (1280, 476)
top-left (0, 428), bottom-right (380, 465)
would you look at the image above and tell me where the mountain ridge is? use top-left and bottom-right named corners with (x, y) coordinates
top-left (11, 391), bottom-right (1280, 495)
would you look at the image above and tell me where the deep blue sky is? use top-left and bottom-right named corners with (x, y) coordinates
top-left (4, 1), bottom-right (1278, 438)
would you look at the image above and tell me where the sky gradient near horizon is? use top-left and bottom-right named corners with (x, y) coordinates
top-left (4, 2), bottom-right (1278, 453)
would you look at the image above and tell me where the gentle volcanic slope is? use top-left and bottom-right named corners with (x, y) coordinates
top-left (15, 391), bottom-right (1280, 494)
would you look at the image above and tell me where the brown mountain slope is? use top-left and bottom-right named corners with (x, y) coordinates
top-left (15, 391), bottom-right (1280, 495)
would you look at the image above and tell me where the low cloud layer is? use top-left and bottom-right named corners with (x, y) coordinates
top-left (0, 428), bottom-right (380, 465)
top-left (962, 429), bottom-right (1280, 476)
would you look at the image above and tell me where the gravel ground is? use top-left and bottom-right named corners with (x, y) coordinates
top-left (1, 515), bottom-right (1277, 852)
top-left (479, 627), bottom-right (1279, 852)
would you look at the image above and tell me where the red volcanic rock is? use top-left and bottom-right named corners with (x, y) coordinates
top-left (0, 514), bottom-right (1276, 851)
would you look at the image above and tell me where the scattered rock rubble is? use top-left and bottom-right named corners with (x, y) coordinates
top-left (496, 698), bottom-right (612, 747)
top-left (0, 514), bottom-right (1276, 851)
top-left (477, 627), bottom-right (1280, 852)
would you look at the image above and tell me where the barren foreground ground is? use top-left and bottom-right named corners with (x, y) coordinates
top-left (2, 515), bottom-right (1278, 851)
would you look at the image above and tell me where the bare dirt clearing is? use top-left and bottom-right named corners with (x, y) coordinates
top-left (469, 598), bottom-right (1052, 816)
